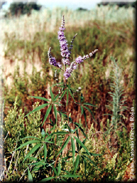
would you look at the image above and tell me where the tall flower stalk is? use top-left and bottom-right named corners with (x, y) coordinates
top-left (48, 15), bottom-right (98, 86)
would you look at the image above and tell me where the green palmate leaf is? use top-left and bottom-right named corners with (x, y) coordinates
top-left (50, 87), bottom-right (54, 100)
top-left (64, 123), bottom-right (71, 132)
top-left (71, 137), bottom-right (75, 164)
top-left (28, 168), bottom-right (33, 182)
top-left (83, 103), bottom-right (97, 107)
top-left (44, 134), bottom-right (53, 142)
top-left (53, 105), bottom-right (57, 122)
top-left (74, 155), bottom-right (79, 173)
top-left (83, 105), bottom-right (97, 124)
top-left (71, 126), bottom-right (79, 133)
top-left (23, 143), bottom-right (42, 162)
top-left (53, 94), bottom-right (60, 102)
top-left (38, 177), bottom-right (55, 182)
top-left (15, 140), bottom-right (40, 151)
top-left (25, 103), bottom-right (49, 117)
top-left (42, 105), bottom-right (52, 125)
top-left (56, 136), bottom-right (70, 157)
top-left (44, 143), bottom-right (47, 162)
top-left (74, 122), bottom-right (87, 138)
top-left (29, 96), bottom-right (50, 102)
top-left (74, 136), bottom-right (90, 156)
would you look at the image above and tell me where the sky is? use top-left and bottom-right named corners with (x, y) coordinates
top-left (1, 0), bottom-right (102, 10)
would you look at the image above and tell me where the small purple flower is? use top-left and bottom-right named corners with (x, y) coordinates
top-left (75, 56), bottom-right (83, 64)
top-left (63, 61), bottom-right (77, 79)
top-left (49, 57), bottom-right (57, 66)
top-left (62, 58), bottom-right (70, 65)
top-left (82, 55), bottom-right (86, 60)
top-left (64, 68), bottom-right (71, 79)
top-left (56, 62), bottom-right (62, 68)
top-left (59, 27), bottom-right (65, 31)
top-left (72, 63), bottom-right (77, 70)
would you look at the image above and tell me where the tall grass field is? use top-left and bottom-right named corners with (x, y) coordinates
top-left (0, 4), bottom-right (136, 182)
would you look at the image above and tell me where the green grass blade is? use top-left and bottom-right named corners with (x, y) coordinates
top-left (42, 105), bottom-right (52, 125)
top-left (83, 103), bottom-right (97, 107)
top-left (83, 106), bottom-right (97, 124)
top-left (71, 137), bottom-right (75, 164)
top-left (83, 109), bottom-right (87, 127)
top-left (56, 136), bottom-right (70, 157)
top-left (44, 141), bottom-right (53, 144)
top-left (29, 96), bottom-right (50, 102)
top-left (80, 106), bottom-right (84, 115)
top-left (23, 143), bottom-right (42, 162)
top-left (57, 162), bottom-right (61, 176)
top-left (20, 136), bottom-right (40, 140)
top-left (15, 140), bottom-right (40, 151)
top-left (28, 168), bottom-right (33, 182)
top-left (74, 155), bottom-right (79, 173)
top-left (25, 103), bottom-right (49, 117)
top-left (44, 143), bottom-right (47, 162)
top-left (38, 177), bottom-right (55, 182)
top-left (54, 131), bottom-right (69, 135)
top-left (50, 164), bottom-right (58, 176)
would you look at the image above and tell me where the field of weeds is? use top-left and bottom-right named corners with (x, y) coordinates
top-left (0, 5), bottom-right (136, 182)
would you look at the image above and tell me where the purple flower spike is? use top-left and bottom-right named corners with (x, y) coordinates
top-left (75, 56), bottom-right (84, 64)
top-left (58, 15), bottom-right (70, 63)
top-left (48, 47), bottom-right (62, 68)
top-left (48, 16), bottom-right (98, 81)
